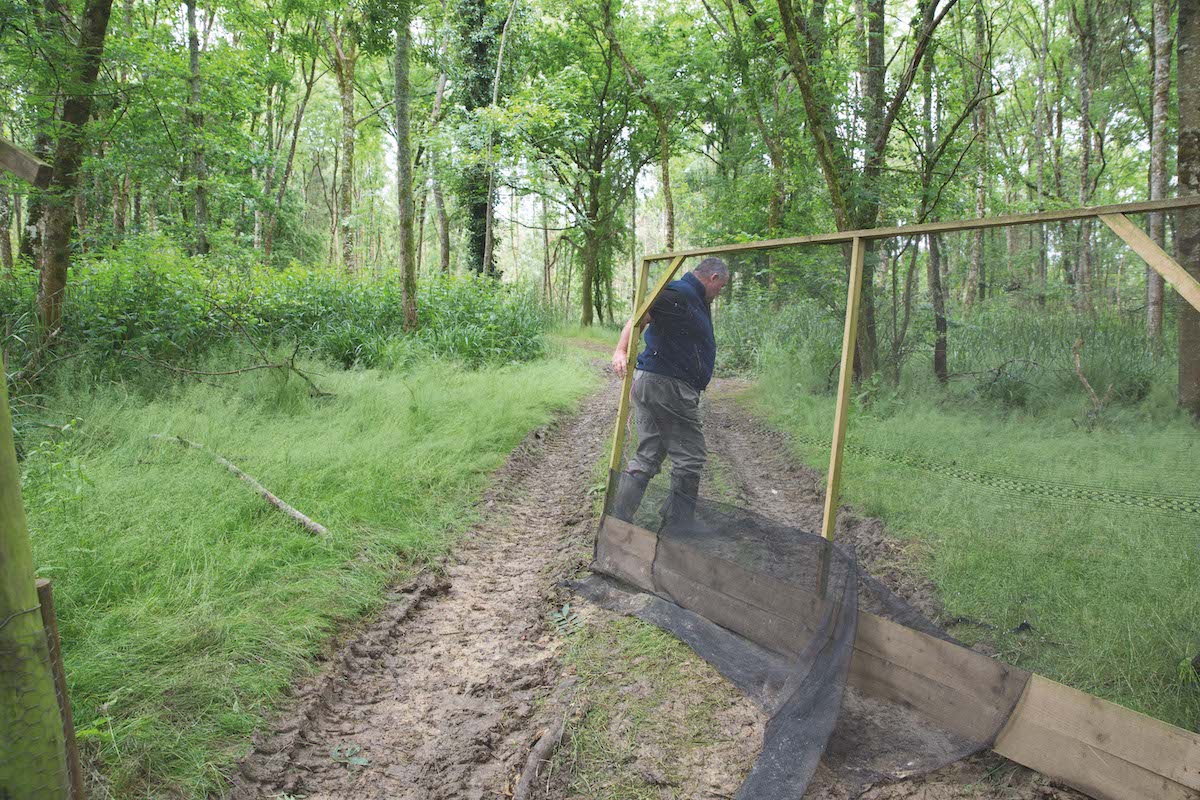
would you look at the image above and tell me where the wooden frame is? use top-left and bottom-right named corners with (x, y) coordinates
top-left (0, 136), bottom-right (53, 188)
top-left (606, 254), bottom-right (686, 479)
top-left (603, 195), bottom-right (1200, 540)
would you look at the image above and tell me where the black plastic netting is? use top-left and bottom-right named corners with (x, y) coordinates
top-left (571, 471), bottom-right (1030, 799)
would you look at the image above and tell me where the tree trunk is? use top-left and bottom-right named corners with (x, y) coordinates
top-left (1034, 0), bottom-right (1049, 305)
top-left (265, 50), bottom-right (317, 261)
top-left (1073, 0), bottom-right (1094, 311)
top-left (1178, 0), bottom-right (1200, 416)
top-left (396, 20), bottom-right (418, 331)
top-left (186, 0), bottom-right (210, 255)
top-left (581, 239), bottom-right (596, 326)
top-left (929, 234), bottom-right (948, 383)
top-left (543, 194), bottom-right (552, 298)
top-left (434, 172), bottom-right (450, 274)
top-left (0, 189), bottom-right (12, 277)
top-left (964, 1), bottom-right (988, 310)
top-left (1148, 0), bottom-right (1170, 338)
top-left (327, 22), bottom-right (357, 272)
top-left (658, 116), bottom-right (674, 252)
top-left (481, 0), bottom-right (519, 277)
top-left (38, 0), bottom-right (114, 337)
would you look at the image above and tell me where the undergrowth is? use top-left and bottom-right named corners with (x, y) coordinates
top-left (21, 354), bottom-right (597, 798)
top-left (0, 236), bottom-right (551, 385)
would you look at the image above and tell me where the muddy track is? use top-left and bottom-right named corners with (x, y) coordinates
top-left (229, 365), bottom-right (620, 800)
top-left (228, 364), bottom-right (1078, 800)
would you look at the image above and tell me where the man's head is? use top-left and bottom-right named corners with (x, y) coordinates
top-left (693, 257), bottom-right (730, 301)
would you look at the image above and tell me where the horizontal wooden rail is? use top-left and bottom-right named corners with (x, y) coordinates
top-left (643, 195), bottom-right (1200, 261)
top-left (0, 137), bottom-right (53, 188)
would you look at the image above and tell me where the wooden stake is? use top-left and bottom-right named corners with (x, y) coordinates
top-left (606, 255), bottom-right (686, 481)
top-left (37, 580), bottom-right (85, 800)
top-left (0, 356), bottom-right (69, 797)
top-left (820, 238), bottom-right (866, 541)
top-left (1099, 212), bottom-right (1200, 313)
top-left (607, 259), bottom-right (652, 481)
top-left (633, 254), bottom-right (687, 324)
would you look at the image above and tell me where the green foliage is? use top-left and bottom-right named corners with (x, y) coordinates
top-left (23, 356), bottom-right (596, 798)
top-left (715, 291), bottom-right (842, 386)
top-left (0, 238), bottom-right (553, 385)
top-left (720, 291), bottom-right (1173, 415)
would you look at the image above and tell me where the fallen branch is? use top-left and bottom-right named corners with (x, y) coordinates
top-left (149, 434), bottom-right (328, 535)
top-left (126, 345), bottom-right (333, 399)
top-left (512, 717), bottom-right (568, 800)
top-left (512, 677), bottom-right (579, 800)
top-left (1072, 338), bottom-right (1114, 419)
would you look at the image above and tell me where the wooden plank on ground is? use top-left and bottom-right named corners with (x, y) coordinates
top-left (0, 137), bottom-right (52, 187)
top-left (593, 518), bottom-right (657, 591)
top-left (1099, 212), bottom-right (1200, 314)
top-left (590, 520), bottom-right (1200, 800)
top-left (849, 611), bottom-right (1028, 743)
top-left (994, 674), bottom-right (1200, 799)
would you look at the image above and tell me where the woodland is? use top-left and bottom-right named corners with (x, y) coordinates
top-left (2, 0), bottom-right (1200, 795)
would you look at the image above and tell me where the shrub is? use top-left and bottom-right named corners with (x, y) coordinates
top-left (0, 237), bottom-right (552, 384)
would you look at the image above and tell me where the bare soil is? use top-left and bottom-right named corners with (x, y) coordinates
top-left (226, 362), bottom-right (1081, 800)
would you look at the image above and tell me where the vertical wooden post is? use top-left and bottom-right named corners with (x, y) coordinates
top-left (607, 258), bottom-right (652, 481)
top-left (0, 357), bottom-right (69, 797)
top-left (820, 237), bottom-right (866, 541)
top-left (605, 255), bottom-right (687, 514)
top-left (36, 580), bottom-right (85, 800)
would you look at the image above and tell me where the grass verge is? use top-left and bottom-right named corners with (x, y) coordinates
top-left (21, 354), bottom-right (597, 797)
top-left (549, 616), bottom-right (753, 799)
top-left (745, 369), bottom-right (1200, 730)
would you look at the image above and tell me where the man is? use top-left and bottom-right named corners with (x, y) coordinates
top-left (609, 257), bottom-right (730, 527)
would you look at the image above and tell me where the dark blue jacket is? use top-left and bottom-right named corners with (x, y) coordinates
top-left (636, 272), bottom-right (716, 391)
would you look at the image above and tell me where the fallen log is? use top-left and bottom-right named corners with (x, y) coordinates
top-left (149, 434), bottom-right (327, 536)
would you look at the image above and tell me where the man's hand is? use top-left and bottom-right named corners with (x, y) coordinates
top-left (612, 347), bottom-right (628, 378)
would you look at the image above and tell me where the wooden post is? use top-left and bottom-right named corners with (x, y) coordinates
top-left (0, 356), bottom-right (69, 797)
top-left (1099, 213), bottom-right (1200, 313)
top-left (607, 259), bottom-right (652, 481)
top-left (605, 255), bottom-right (686, 510)
top-left (36, 580), bottom-right (85, 800)
top-left (820, 238), bottom-right (866, 541)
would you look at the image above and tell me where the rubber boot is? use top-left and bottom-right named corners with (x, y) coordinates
top-left (661, 473), bottom-right (701, 531)
top-left (611, 471), bottom-right (649, 522)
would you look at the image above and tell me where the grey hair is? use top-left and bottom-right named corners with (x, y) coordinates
top-left (694, 257), bottom-right (729, 280)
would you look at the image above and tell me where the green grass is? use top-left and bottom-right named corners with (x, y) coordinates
top-left (746, 366), bottom-right (1200, 730)
top-left (552, 617), bottom-right (744, 799)
top-left (21, 354), bottom-right (597, 798)
top-left (550, 322), bottom-right (622, 349)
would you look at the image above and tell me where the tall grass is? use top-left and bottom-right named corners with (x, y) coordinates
top-left (21, 355), bottom-right (596, 797)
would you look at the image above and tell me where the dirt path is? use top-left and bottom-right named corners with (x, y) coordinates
top-left (228, 362), bottom-right (1078, 800)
